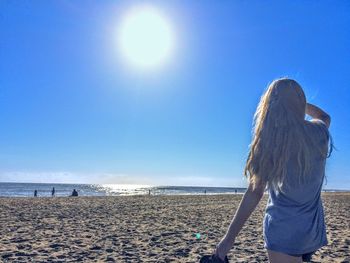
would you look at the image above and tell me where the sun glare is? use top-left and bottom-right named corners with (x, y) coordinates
top-left (118, 6), bottom-right (174, 70)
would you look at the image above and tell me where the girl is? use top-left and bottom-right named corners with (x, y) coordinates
top-left (204, 78), bottom-right (333, 263)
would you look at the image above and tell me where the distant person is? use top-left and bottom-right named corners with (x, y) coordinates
top-left (234, 189), bottom-right (237, 194)
top-left (34, 190), bottom-right (38, 197)
top-left (200, 79), bottom-right (333, 263)
top-left (148, 189), bottom-right (151, 196)
top-left (51, 187), bottom-right (55, 197)
top-left (71, 189), bottom-right (78, 197)
top-left (204, 189), bottom-right (206, 195)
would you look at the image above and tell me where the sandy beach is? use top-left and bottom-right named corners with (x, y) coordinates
top-left (0, 193), bottom-right (349, 262)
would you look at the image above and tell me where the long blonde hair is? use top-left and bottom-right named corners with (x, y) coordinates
top-left (244, 78), bottom-right (331, 192)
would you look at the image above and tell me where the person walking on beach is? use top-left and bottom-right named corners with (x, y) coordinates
top-left (51, 187), bottom-right (55, 197)
top-left (201, 78), bottom-right (333, 263)
top-left (34, 190), bottom-right (38, 197)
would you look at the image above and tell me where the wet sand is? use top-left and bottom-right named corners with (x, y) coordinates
top-left (0, 193), bottom-right (349, 262)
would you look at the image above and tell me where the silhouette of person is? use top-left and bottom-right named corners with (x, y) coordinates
top-left (51, 187), bottom-right (55, 197)
top-left (149, 189), bottom-right (151, 196)
top-left (235, 189), bottom-right (237, 194)
top-left (204, 189), bottom-right (207, 195)
top-left (34, 190), bottom-right (38, 197)
top-left (71, 189), bottom-right (78, 197)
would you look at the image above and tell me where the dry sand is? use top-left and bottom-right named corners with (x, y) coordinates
top-left (0, 193), bottom-right (349, 262)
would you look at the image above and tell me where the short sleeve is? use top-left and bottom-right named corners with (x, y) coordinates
top-left (309, 119), bottom-right (330, 145)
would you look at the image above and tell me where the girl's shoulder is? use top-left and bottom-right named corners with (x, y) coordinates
top-left (304, 119), bottom-right (330, 146)
top-left (308, 119), bottom-right (328, 128)
top-left (306, 119), bottom-right (329, 134)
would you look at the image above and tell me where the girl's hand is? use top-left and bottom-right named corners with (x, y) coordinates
top-left (214, 237), bottom-right (234, 261)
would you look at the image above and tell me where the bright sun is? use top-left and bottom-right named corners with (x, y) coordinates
top-left (118, 6), bottom-right (175, 70)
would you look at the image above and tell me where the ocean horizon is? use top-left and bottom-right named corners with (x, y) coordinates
top-left (0, 182), bottom-right (348, 197)
top-left (0, 182), bottom-right (248, 197)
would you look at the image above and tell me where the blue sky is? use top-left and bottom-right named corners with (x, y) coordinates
top-left (1, 1), bottom-right (349, 189)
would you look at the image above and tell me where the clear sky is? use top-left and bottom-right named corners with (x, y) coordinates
top-left (1, 1), bottom-right (349, 189)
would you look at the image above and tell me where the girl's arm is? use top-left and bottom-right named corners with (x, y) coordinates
top-left (215, 181), bottom-right (266, 260)
top-left (306, 103), bottom-right (331, 128)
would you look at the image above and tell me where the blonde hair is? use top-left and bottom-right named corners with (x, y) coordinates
top-left (244, 78), bottom-right (331, 192)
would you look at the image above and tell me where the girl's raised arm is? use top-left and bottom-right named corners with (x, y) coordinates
top-left (306, 103), bottom-right (331, 128)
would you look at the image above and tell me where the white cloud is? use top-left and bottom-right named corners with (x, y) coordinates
top-left (0, 171), bottom-right (153, 185)
top-left (0, 171), bottom-right (248, 187)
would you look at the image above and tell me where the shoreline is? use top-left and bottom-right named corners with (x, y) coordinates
top-left (1, 191), bottom-right (349, 199)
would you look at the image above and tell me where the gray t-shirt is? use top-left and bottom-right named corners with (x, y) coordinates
top-left (263, 120), bottom-right (329, 254)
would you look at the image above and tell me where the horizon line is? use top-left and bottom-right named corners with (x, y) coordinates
top-left (0, 181), bottom-right (349, 192)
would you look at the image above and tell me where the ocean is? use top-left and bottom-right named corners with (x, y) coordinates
top-left (0, 182), bottom-right (247, 197)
